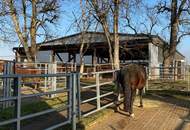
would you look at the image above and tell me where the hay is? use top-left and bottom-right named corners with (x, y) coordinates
top-left (134, 98), bottom-right (163, 108)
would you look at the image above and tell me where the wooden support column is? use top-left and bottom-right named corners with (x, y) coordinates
top-left (15, 52), bottom-right (21, 62)
top-left (68, 53), bottom-right (71, 72)
top-left (68, 53), bottom-right (70, 62)
top-left (97, 55), bottom-right (100, 64)
top-left (174, 60), bottom-right (178, 80)
top-left (50, 50), bottom-right (56, 63)
top-left (49, 50), bottom-right (57, 98)
top-left (68, 53), bottom-right (76, 71)
top-left (101, 57), bottom-right (103, 63)
top-left (92, 49), bottom-right (97, 73)
top-left (73, 53), bottom-right (76, 71)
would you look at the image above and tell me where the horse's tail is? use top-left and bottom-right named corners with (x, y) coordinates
top-left (114, 69), bottom-right (120, 83)
top-left (114, 69), bottom-right (125, 93)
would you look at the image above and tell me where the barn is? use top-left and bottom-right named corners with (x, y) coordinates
top-left (13, 32), bottom-right (185, 77)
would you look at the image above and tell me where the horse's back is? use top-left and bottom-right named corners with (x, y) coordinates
top-left (120, 64), bottom-right (146, 90)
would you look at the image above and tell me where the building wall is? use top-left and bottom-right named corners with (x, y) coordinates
top-left (158, 46), bottom-right (164, 64)
top-left (149, 43), bottom-right (160, 78)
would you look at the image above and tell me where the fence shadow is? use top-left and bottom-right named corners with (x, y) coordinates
top-left (175, 111), bottom-right (190, 130)
top-left (145, 90), bottom-right (190, 130)
top-left (0, 92), bottom-right (70, 130)
top-left (146, 90), bottom-right (190, 109)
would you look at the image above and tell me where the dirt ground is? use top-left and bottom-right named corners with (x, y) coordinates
top-left (87, 94), bottom-right (190, 130)
top-left (19, 90), bottom-right (190, 130)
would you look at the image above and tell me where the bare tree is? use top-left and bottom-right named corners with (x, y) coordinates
top-left (140, 10), bottom-right (158, 34)
top-left (156, 0), bottom-right (190, 67)
top-left (120, 0), bottom-right (143, 34)
top-left (87, 0), bottom-right (114, 68)
top-left (79, 0), bottom-right (91, 73)
top-left (1, 0), bottom-right (60, 62)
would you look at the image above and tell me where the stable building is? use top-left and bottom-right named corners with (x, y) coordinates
top-left (13, 32), bottom-right (186, 77)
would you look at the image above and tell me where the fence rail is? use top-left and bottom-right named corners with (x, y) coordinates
top-left (80, 70), bottom-right (116, 117)
top-left (1, 64), bottom-right (189, 130)
top-left (146, 66), bottom-right (190, 91)
top-left (0, 73), bottom-right (78, 130)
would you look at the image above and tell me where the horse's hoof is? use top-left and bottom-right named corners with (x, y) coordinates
top-left (138, 105), bottom-right (143, 108)
top-left (130, 113), bottom-right (135, 118)
top-left (114, 108), bottom-right (119, 112)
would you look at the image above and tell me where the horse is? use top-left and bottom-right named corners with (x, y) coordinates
top-left (115, 63), bottom-right (147, 117)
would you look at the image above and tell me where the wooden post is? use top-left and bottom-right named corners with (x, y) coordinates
top-left (96, 73), bottom-right (100, 110)
top-left (188, 65), bottom-right (190, 91)
top-left (50, 50), bottom-right (57, 98)
top-left (52, 62), bottom-right (57, 97)
top-left (51, 50), bottom-right (56, 62)
top-left (68, 53), bottom-right (71, 62)
top-left (68, 53), bottom-right (71, 72)
top-left (73, 54), bottom-right (76, 71)
top-left (44, 64), bottom-right (47, 92)
top-left (92, 49), bottom-right (97, 73)
top-left (146, 66), bottom-right (149, 92)
top-left (15, 52), bottom-right (21, 62)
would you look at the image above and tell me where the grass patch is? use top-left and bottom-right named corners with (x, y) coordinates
top-left (148, 80), bottom-right (189, 91)
top-left (0, 95), bottom-right (67, 130)
top-left (146, 90), bottom-right (190, 108)
top-left (80, 108), bottom-right (113, 127)
top-left (56, 108), bottom-right (113, 130)
top-left (147, 90), bottom-right (190, 97)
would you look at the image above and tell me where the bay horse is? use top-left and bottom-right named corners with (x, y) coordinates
top-left (115, 63), bottom-right (147, 117)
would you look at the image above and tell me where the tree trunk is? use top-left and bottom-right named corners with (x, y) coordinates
top-left (80, 56), bottom-right (84, 73)
top-left (113, 0), bottom-right (120, 70)
top-left (101, 21), bottom-right (114, 69)
top-left (79, 43), bottom-right (85, 73)
top-left (163, 0), bottom-right (178, 79)
top-left (30, 0), bottom-right (37, 62)
top-left (79, 0), bottom-right (86, 74)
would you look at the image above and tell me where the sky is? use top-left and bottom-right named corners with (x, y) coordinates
top-left (0, 0), bottom-right (189, 64)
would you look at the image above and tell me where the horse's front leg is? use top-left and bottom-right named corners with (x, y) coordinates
top-left (114, 83), bottom-right (121, 112)
top-left (139, 89), bottom-right (143, 107)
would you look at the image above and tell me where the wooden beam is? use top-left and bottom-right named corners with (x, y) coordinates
top-left (102, 58), bottom-right (108, 63)
top-left (68, 53), bottom-right (75, 62)
top-left (55, 52), bottom-right (63, 62)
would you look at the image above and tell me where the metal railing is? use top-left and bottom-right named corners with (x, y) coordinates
top-left (0, 73), bottom-right (79, 130)
top-left (80, 70), bottom-right (116, 117)
top-left (146, 66), bottom-right (190, 91)
top-left (0, 68), bottom-right (117, 130)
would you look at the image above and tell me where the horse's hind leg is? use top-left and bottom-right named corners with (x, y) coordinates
top-left (124, 84), bottom-right (131, 113)
top-left (129, 89), bottom-right (136, 116)
top-left (139, 89), bottom-right (143, 107)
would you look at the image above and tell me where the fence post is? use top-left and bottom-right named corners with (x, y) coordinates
top-left (188, 67), bottom-right (190, 91)
top-left (96, 73), bottom-right (101, 110)
top-left (13, 77), bottom-right (21, 130)
top-left (72, 73), bottom-right (76, 130)
top-left (67, 74), bottom-right (72, 122)
top-left (44, 64), bottom-right (47, 92)
top-left (49, 62), bottom-right (57, 98)
top-left (145, 66), bottom-right (149, 92)
top-left (76, 73), bottom-right (81, 120)
top-left (3, 61), bottom-right (14, 108)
